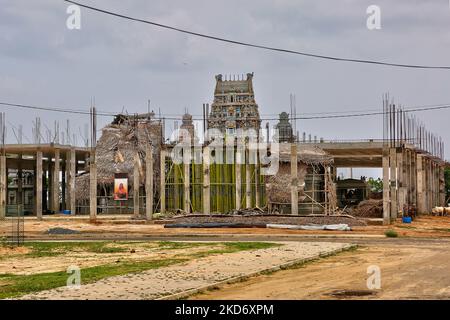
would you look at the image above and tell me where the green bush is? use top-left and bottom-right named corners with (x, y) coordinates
top-left (384, 229), bottom-right (398, 238)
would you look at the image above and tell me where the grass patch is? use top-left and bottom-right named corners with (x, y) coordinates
top-left (0, 258), bottom-right (185, 299)
top-left (431, 228), bottom-right (450, 232)
top-left (384, 229), bottom-right (399, 238)
top-left (23, 242), bottom-right (128, 258)
top-left (157, 241), bottom-right (211, 250)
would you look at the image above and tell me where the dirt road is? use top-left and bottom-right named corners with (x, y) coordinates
top-left (192, 242), bottom-right (450, 300)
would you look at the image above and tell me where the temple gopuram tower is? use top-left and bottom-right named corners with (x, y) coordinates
top-left (207, 73), bottom-right (261, 135)
top-left (275, 112), bottom-right (294, 143)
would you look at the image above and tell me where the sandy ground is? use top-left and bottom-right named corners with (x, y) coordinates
top-left (16, 242), bottom-right (351, 300)
top-left (192, 242), bottom-right (450, 300)
top-left (2, 215), bottom-right (450, 239)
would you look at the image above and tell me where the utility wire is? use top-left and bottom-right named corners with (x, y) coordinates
top-left (64, 0), bottom-right (450, 70)
top-left (1, 100), bottom-right (450, 121)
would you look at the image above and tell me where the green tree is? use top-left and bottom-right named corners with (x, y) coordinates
top-left (367, 177), bottom-right (383, 193)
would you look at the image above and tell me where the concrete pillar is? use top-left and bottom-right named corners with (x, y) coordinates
top-left (389, 148), bottom-right (398, 219)
top-left (245, 147), bottom-right (251, 209)
top-left (410, 151), bottom-right (417, 207)
top-left (397, 149), bottom-right (407, 215)
top-left (48, 160), bottom-right (52, 211)
top-left (145, 145), bottom-right (153, 220)
top-left (382, 148), bottom-right (390, 224)
top-left (235, 147), bottom-right (242, 210)
top-left (417, 154), bottom-right (426, 214)
top-left (425, 159), bottom-right (433, 213)
top-left (160, 149), bottom-right (166, 214)
top-left (0, 155), bottom-right (6, 220)
top-left (89, 149), bottom-right (97, 221)
top-left (406, 150), bottom-right (412, 205)
top-left (69, 148), bottom-right (76, 214)
top-left (435, 162), bottom-right (440, 207)
top-left (133, 153), bottom-right (140, 218)
top-left (435, 162), bottom-right (439, 207)
top-left (52, 149), bottom-right (60, 212)
top-left (36, 151), bottom-right (43, 220)
top-left (291, 144), bottom-right (298, 215)
top-left (255, 155), bottom-right (260, 208)
top-left (183, 148), bottom-right (190, 213)
top-left (61, 158), bottom-right (66, 211)
top-left (17, 154), bottom-right (23, 216)
top-left (440, 165), bottom-right (446, 206)
top-left (174, 161), bottom-right (179, 209)
top-left (203, 146), bottom-right (210, 214)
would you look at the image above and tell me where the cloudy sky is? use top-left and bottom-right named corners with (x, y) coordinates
top-left (1, 0), bottom-right (450, 174)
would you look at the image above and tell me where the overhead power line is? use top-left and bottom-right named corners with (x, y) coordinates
top-left (1, 100), bottom-right (450, 121)
top-left (64, 0), bottom-right (450, 70)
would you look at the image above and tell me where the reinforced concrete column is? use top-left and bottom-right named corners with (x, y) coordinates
top-left (291, 144), bottom-right (298, 215)
top-left (435, 162), bottom-right (441, 207)
top-left (160, 149), bottom-right (166, 214)
top-left (61, 158), bottom-right (66, 211)
top-left (89, 149), bottom-right (97, 221)
top-left (183, 148), bottom-right (190, 213)
top-left (397, 149), bottom-right (405, 214)
top-left (389, 148), bottom-right (398, 219)
top-left (417, 154), bottom-right (426, 214)
top-left (69, 148), bottom-right (76, 215)
top-left (426, 159), bottom-right (432, 212)
top-left (440, 165), bottom-right (446, 206)
top-left (145, 144), bottom-right (153, 220)
top-left (0, 155), bottom-right (6, 220)
top-left (202, 146), bottom-right (210, 215)
top-left (255, 154), bottom-right (260, 208)
top-left (410, 151), bottom-right (417, 207)
top-left (382, 148), bottom-right (390, 224)
top-left (235, 147), bottom-right (242, 210)
top-left (36, 151), bottom-right (43, 220)
top-left (245, 146), bottom-right (251, 209)
top-left (133, 153), bottom-right (140, 218)
top-left (52, 149), bottom-right (60, 212)
top-left (64, 152), bottom-right (70, 210)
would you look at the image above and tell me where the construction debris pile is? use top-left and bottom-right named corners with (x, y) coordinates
top-left (348, 199), bottom-right (383, 218)
top-left (266, 144), bottom-right (334, 204)
top-left (165, 214), bottom-right (367, 227)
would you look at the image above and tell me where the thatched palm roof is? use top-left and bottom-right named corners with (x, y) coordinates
top-left (277, 143), bottom-right (334, 165)
top-left (76, 118), bottom-right (162, 200)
